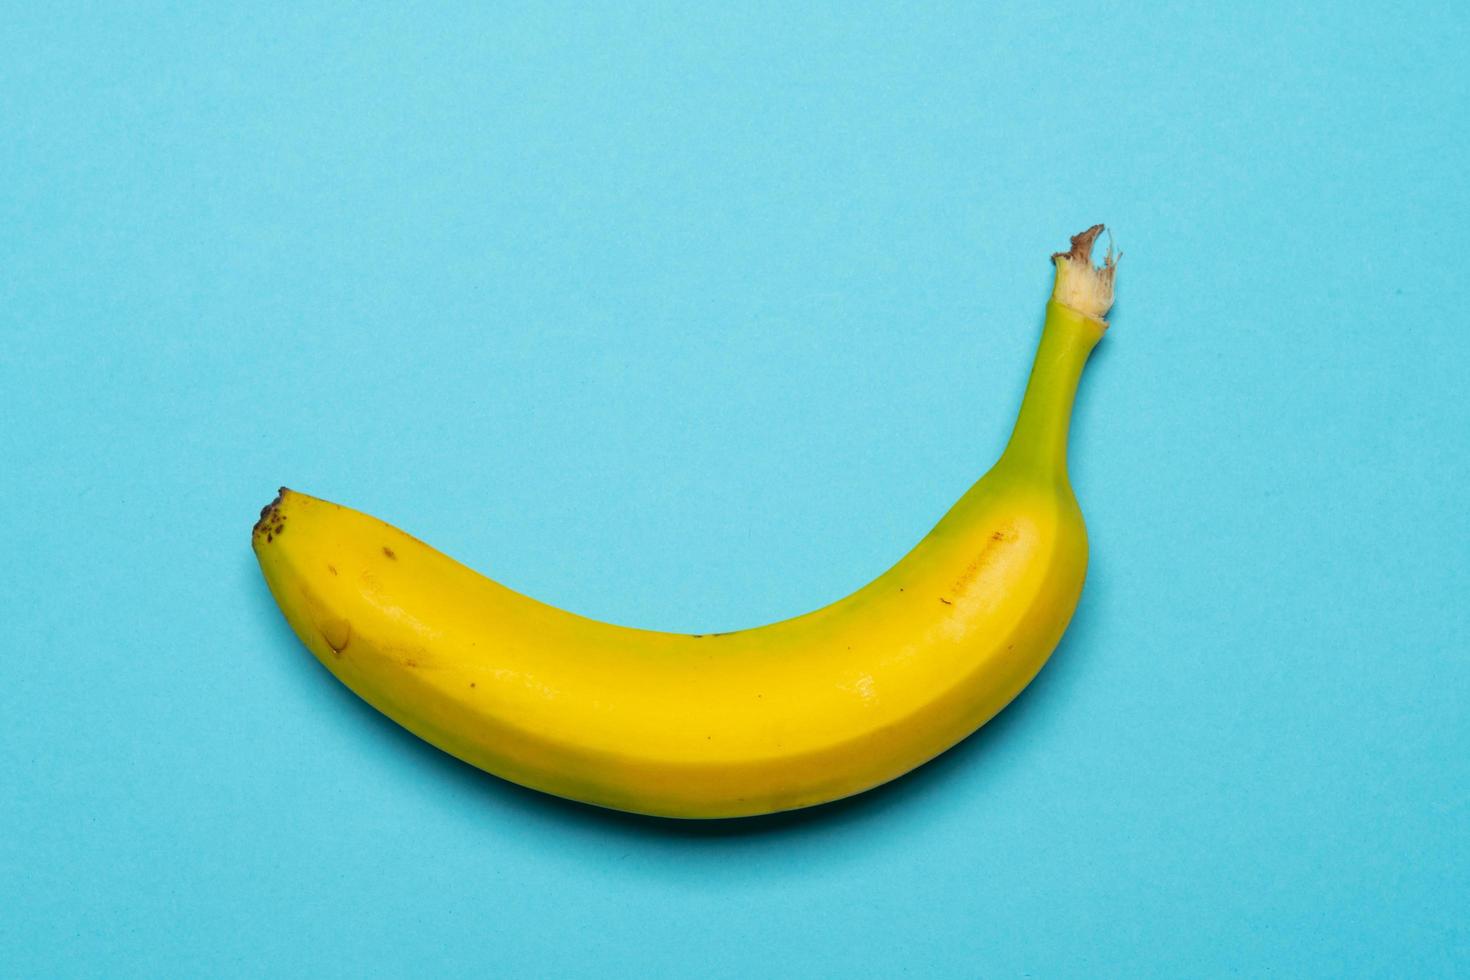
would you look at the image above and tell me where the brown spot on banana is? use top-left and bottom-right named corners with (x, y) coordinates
top-left (950, 526), bottom-right (1016, 597)
top-left (251, 488), bottom-right (290, 543)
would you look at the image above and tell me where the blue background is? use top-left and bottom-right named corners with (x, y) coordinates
top-left (3, 3), bottom-right (1467, 976)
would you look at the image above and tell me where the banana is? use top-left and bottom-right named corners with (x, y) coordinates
top-left (253, 226), bottom-right (1116, 818)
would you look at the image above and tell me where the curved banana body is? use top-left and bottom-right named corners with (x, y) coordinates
top-left (253, 229), bottom-right (1114, 818)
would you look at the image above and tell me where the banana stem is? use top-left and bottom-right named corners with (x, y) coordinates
top-left (998, 227), bottom-right (1115, 480)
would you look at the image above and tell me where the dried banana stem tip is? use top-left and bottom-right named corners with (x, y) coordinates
top-left (1051, 224), bottom-right (1118, 322)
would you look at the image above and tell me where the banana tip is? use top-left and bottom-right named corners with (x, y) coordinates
top-left (253, 488), bottom-right (292, 544)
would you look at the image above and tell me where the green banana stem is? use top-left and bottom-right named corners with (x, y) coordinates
top-left (999, 226), bottom-right (1116, 480)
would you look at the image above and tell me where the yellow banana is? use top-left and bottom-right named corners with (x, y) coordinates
top-left (253, 226), bottom-right (1117, 818)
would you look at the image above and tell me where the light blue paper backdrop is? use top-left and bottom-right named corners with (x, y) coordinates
top-left (3, 3), bottom-right (1466, 976)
